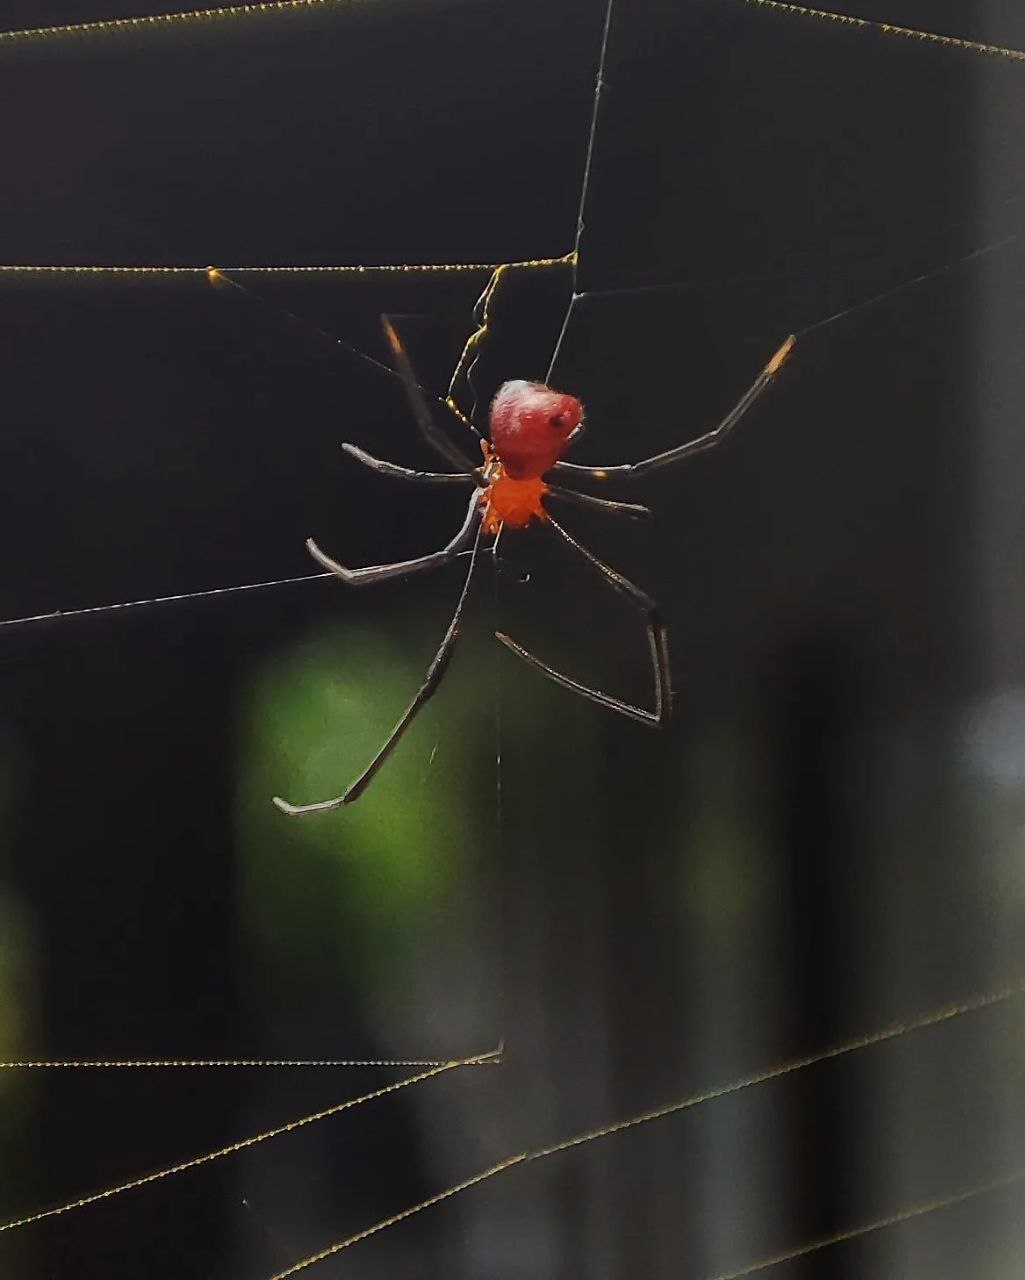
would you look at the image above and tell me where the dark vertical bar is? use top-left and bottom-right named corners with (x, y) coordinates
top-left (775, 638), bottom-right (864, 1280)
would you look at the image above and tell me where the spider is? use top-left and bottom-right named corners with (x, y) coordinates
top-left (272, 286), bottom-right (794, 816)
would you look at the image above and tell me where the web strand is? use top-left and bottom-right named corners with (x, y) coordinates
top-left (0, 1053), bottom-right (480, 1069)
top-left (0, 572), bottom-right (333, 632)
top-left (702, 1169), bottom-right (1025, 1280)
top-left (269, 1168), bottom-right (1025, 1280)
top-left (0, 1050), bottom-right (498, 1236)
top-left (545, 0), bottom-right (614, 383)
top-left (572, 225), bottom-right (1022, 309)
top-left (0, 255), bottom-right (569, 277)
top-left (0, 0), bottom-right (363, 45)
top-left (3, 981), bottom-right (1017, 1252)
top-left (264, 978), bottom-right (1025, 1277)
top-left (736, 0), bottom-right (1025, 63)
top-left (796, 232), bottom-right (1022, 336)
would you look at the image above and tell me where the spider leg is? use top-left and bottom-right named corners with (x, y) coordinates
top-left (554, 334), bottom-right (794, 481)
top-left (495, 514), bottom-right (670, 727)
top-left (380, 316), bottom-right (479, 473)
top-left (307, 488), bottom-right (480, 587)
top-left (340, 442), bottom-right (476, 486)
top-left (545, 484), bottom-right (651, 519)
top-left (274, 521), bottom-right (486, 815)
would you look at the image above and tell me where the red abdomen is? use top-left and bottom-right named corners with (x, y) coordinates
top-left (489, 379), bottom-right (584, 480)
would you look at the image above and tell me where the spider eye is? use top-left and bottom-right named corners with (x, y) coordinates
top-left (549, 412), bottom-right (568, 429)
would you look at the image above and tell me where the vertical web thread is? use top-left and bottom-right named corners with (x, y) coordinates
top-left (545, 0), bottom-right (616, 384)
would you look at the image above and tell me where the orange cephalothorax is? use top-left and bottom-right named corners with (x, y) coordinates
top-left (479, 441), bottom-right (549, 534)
top-left (482, 472), bottom-right (549, 534)
top-left (488, 379), bottom-right (584, 480)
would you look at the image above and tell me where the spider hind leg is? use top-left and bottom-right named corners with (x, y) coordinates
top-left (495, 514), bottom-right (671, 727)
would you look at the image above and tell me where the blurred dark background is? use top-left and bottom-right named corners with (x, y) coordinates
top-left (0, 0), bottom-right (1024, 1276)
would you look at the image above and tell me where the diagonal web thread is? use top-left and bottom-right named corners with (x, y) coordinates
top-left (545, 0), bottom-right (615, 383)
top-left (701, 1166), bottom-right (1025, 1279)
top-left (737, 0), bottom-right (1025, 63)
top-left (0, 0), bottom-right (369, 45)
top-left (0, 982), bottom-right (1020, 1248)
top-left (261, 978), bottom-right (1025, 1277)
top-left (0, 1050), bottom-right (500, 1235)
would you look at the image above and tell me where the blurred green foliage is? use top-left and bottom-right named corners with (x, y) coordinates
top-left (235, 608), bottom-right (495, 1008)
top-left (678, 729), bottom-right (771, 944)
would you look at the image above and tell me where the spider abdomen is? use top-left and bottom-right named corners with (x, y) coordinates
top-left (489, 379), bottom-right (584, 480)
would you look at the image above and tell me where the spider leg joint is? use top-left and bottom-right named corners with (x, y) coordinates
top-left (306, 537), bottom-right (358, 583)
top-left (765, 334), bottom-right (796, 376)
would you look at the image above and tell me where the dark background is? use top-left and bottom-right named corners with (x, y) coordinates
top-left (1, 0), bottom-right (1024, 1276)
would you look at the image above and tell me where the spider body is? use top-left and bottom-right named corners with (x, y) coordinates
top-left (478, 381), bottom-right (583, 533)
top-left (274, 312), bottom-right (794, 816)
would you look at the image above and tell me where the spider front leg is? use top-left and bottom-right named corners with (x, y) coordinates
top-left (340, 442), bottom-right (478, 486)
top-left (275, 511), bottom-right (486, 816)
top-left (381, 316), bottom-right (479, 472)
top-left (554, 334), bottom-right (794, 481)
top-left (495, 514), bottom-right (670, 727)
top-left (306, 488), bottom-right (480, 586)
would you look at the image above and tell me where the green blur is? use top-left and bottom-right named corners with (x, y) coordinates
top-left (235, 611), bottom-right (493, 1000)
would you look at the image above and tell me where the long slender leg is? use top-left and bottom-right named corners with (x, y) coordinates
top-left (307, 489), bottom-right (480, 587)
top-left (381, 316), bottom-right (479, 473)
top-left (495, 514), bottom-right (670, 727)
top-left (274, 522), bottom-right (486, 815)
top-left (545, 484), bottom-right (651, 519)
top-left (555, 334), bottom-right (794, 481)
top-left (445, 265), bottom-right (506, 429)
top-left (340, 442), bottom-right (475, 486)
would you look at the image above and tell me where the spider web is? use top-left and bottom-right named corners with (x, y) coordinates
top-left (0, 0), bottom-right (1024, 1277)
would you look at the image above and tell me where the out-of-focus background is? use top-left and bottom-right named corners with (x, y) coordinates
top-left (0, 0), bottom-right (1024, 1275)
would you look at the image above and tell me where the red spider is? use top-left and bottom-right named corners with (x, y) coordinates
top-left (273, 308), bottom-right (793, 816)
